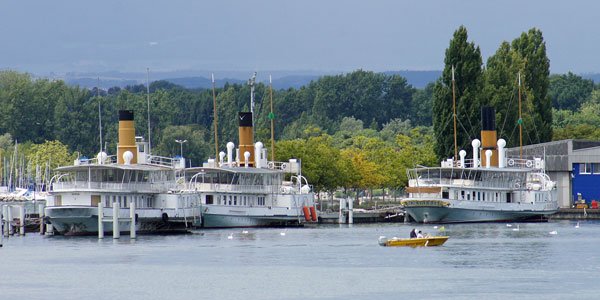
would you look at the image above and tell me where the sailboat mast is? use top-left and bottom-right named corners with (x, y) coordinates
top-left (452, 65), bottom-right (458, 164)
top-left (518, 71), bottom-right (523, 160)
top-left (269, 74), bottom-right (275, 162)
top-left (212, 73), bottom-right (219, 160)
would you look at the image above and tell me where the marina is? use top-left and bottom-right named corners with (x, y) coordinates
top-left (1, 221), bottom-right (598, 299)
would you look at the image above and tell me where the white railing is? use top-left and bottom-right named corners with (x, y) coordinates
top-left (52, 181), bottom-right (179, 192)
top-left (445, 158), bottom-right (543, 170)
top-left (187, 183), bottom-right (278, 194)
top-left (185, 182), bottom-right (313, 195)
top-left (75, 154), bottom-right (178, 168)
top-left (410, 178), bottom-right (522, 190)
top-left (76, 155), bottom-right (117, 165)
top-left (146, 155), bottom-right (178, 168)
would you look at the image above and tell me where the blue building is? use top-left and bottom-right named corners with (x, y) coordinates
top-left (507, 139), bottom-right (600, 208)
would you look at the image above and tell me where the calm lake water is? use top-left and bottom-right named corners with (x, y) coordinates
top-left (1, 221), bottom-right (598, 299)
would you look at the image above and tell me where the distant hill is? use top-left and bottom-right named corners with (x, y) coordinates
top-left (162, 77), bottom-right (245, 89)
top-left (52, 70), bottom-right (443, 90)
top-left (65, 77), bottom-right (138, 89)
top-left (383, 70), bottom-right (441, 88)
top-left (163, 71), bottom-right (440, 90)
top-left (581, 73), bottom-right (600, 84)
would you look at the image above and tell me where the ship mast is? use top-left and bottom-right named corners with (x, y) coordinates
top-left (212, 73), bottom-right (219, 160)
top-left (269, 74), bottom-right (275, 162)
top-left (518, 71), bottom-right (523, 160)
top-left (147, 67), bottom-right (152, 155)
top-left (452, 65), bottom-right (458, 165)
top-left (97, 76), bottom-right (103, 156)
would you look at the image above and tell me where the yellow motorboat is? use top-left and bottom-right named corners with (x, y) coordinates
top-left (378, 236), bottom-right (449, 247)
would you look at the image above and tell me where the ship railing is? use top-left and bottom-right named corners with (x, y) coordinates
top-left (185, 182), bottom-right (278, 193)
top-left (75, 155), bottom-right (118, 165)
top-left (73, 154), bottom-right (180, 169)
top-left (146, 155), bottom-right (179, 168)
top-left (504, 158), bottom-right (544, 169)
top-left (446, 158), bottom-right (543, 169)
top-left (52, 180), bottom-right (178, 192)
top-left (410, 178), bottom-right (523, 190)
top-left (184, 182), bottom-right (311, 194)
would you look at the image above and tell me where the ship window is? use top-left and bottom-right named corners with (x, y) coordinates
top-left (234, 196), bottom-right (237, 205)
top-left (228, 195), bottom-right (232, 205)
top-left (507, 193), bottom-right (511, 203)
top-left (580, 163), bottom-right (592, 174)
top-left (206, 195), bottom-right (214, 205)
top-left (442, 191), bottom-right (449, 199)
top-left (461, 191), bottom-right (465, 199)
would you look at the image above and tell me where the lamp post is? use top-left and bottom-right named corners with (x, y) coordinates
top-left (175, 139), bottom-right (187, 158)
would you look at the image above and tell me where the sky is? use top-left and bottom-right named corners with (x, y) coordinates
top-left (1, 0), bottom-right (599, 76)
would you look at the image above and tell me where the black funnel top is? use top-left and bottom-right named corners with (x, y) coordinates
top-left (119, 110), bottom-right (134, 121)
top-left (481, 107), bottom-right (495, 131)
top-left (239, 112), bottom-right (253, 127)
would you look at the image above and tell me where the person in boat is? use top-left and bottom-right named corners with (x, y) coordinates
top-left (417, 231), bottom-right (424, 238)
top-left (410, 228), bottom-right (417, 238)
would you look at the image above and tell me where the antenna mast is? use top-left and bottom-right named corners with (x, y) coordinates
top-left (452, 65), bottom-right (458, 165)
top-left (248, 72), bottom-right (257, 129)
top-left (518, 71), bottom-right (523, 160)
top-left (269, 74), bottom-right (275, 162)
top-left (147, 67), bottom-right (152, 154)
top-left (212, 73), bottom-right (219, 160)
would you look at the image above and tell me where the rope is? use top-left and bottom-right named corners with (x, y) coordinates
top-left (498, 77), bottom-right (519, 138)
top-left (456, 116), bottom-right (474, 145)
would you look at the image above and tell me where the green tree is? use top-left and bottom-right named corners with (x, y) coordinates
top-left (433, 26), bottom-right (484, 159)
top-left (153, 125), bottom-right (212, 167)
top-left (549, 72), bottom-right (595, 111)
top-left (511, 28), bottom-right (553, 143)
top-left (26, 140), bottom-right (77, 170)
top-left (275, 135), bottom-right (343, 197)
top-left (411, 82), bottom-right (434, 126)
